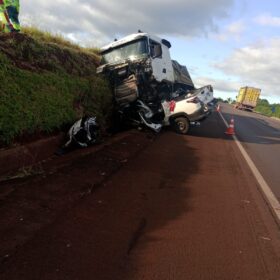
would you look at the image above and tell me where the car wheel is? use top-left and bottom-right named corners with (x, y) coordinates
top-left (172, 117), bottom-right (190, 134)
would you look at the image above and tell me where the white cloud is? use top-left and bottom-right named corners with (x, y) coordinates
top-left (212, 37), bottom-right (280, 99)
top-left (20, 0), bottom-right (234, 46)
top-left (254, 14), bottom-right (280, 27)
top-left (194, 76), bottom-right (241, 93)
top-left (214, 20), bottom-right (245, 41)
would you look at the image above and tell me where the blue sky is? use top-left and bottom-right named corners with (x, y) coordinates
top-left (168, 0), bottom-right (280, 103)
top-left (21, 0), bottom-right (280, 103)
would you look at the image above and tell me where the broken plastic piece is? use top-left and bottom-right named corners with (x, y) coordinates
top-left (58, 116), bottom-right (99, 154)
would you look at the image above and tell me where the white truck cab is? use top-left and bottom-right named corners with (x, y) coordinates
top-left (98, 32), bottom-right (175, 83)
top-left (148, 36), bottom-right (175, 83)
top-left (97, 32), bottom-right (181, 107)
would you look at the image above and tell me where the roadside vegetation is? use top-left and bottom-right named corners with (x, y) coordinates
top-left (0, 27), bottom-right (113, 146)
top-left (254, 99), bottom-right (280, 118)
top-left (217, 97), bottom-right (280, 118)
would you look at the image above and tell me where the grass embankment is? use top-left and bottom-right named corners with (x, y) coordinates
top-left (254, 99), bottom-right (280, 119)
top-left (0, 27), bottom-right (113, 146)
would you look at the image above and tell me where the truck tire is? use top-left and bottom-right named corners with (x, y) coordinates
top-left (172, 117), bottom-right (190, 134)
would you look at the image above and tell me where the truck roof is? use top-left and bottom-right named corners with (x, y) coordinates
top-left (240, 86), bottom-right (261, 91)
top-left (100, 32), bottom-right (170, 53)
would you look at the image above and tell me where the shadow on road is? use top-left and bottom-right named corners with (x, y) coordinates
top-left (119, 131), bottom-right (199, 279)
top-left (0, 130), bottom-right (199, 280)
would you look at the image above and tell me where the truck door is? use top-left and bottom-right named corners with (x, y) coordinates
top-left (161, 44), bottom-right (175, 83)
top-left (149, 39), bottom-right (167, 82)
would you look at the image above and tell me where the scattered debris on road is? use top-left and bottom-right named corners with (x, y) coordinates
top-left (56, 116), bottom-right (100, 155)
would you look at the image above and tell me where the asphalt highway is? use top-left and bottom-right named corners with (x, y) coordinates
top-left (220, 103), bottom-right (280, 200)
top-left (1, 110), bottom-right (280, 279)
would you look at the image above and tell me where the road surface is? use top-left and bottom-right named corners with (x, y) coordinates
top-left (0, 110), bottom-right (280, 280)
top-left (220, 103), bottom-right (280, 200)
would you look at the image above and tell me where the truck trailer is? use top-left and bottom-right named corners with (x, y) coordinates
top-left (235, 86), bottom-right (261, 111)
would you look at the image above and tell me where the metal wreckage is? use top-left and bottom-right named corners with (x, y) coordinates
top-left (97, 31), bottom-right (214, 134)
top-left (61, 31), bottom-right (214, 152)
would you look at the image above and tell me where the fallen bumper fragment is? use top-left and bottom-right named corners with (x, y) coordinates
top-left (56, 116), bottom-right (100, 155)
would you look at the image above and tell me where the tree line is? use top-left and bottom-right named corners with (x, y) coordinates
top-left (255, 99), bottom-right (280, 118)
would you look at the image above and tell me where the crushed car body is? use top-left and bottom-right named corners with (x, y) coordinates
top-left (188, 85), bottom-right (214, 105)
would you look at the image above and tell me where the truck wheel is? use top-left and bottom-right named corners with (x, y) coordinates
top-left (172, 117), bottom-right (190, 134)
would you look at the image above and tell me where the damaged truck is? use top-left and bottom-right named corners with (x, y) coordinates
top-left (97, 31), bottom-right (212, 134)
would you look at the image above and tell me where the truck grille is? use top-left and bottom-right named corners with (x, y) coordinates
top-left (115, 75), bottom-right (138, 105)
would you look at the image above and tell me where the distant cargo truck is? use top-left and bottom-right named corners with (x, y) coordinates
top-left (235, 87), bottom-right (261, 111)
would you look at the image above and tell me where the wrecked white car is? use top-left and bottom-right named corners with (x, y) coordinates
top-left (161, 90), bottom-right (208, 134)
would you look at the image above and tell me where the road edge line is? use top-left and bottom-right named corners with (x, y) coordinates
top-left (218, 110), bottom-right (280, 222)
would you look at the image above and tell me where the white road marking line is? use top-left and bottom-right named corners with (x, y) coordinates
top-left (218, 110), bottom-right (280, 222)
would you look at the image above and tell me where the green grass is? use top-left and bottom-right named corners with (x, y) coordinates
top-left (22, 26), bottom-right (82, 50)
top-left (22, 26), bottom-right (101, 64)
top-left (255, 99), bottom-right (280, 118)
top-left (0, 28), bottom-right (112, 146)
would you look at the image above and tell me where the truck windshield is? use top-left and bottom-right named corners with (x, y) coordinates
top-left (100, 38), bottom-right (148, 65)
